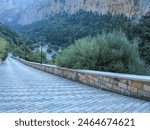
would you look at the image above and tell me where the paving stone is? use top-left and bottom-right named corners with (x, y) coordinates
top-left (0, 57), bottom-right (149, 113)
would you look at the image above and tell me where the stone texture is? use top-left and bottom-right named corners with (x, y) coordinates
top-left (105, 82), bottom-right (113, 89)
top-left (1, 0), bottom-right (150, 26)
top-left (143, 85), bottom-right (150, 92)
top-left (1, 56), bottom-right (150, 113)
top-left (138, 89), bottom-right (150, 97)
top-left (131, 81), bottom-right (143, 88)
top-left (121, 89), bottom-right (131, 96)
top-left (113, 85), bottom-right (121, 93)
top-left (94, 82), bottom-right (101, 88)
top-left (120, 79), bottom-right (128, 84)
top-left (93, 77), bottom-right (99, 82)
top-left (130, 92), bottom-right (140, 98)
top-left (110, 78), bottom-right (118, 85)
top-left (88, 75), bottom-right (94, 79)
top-left (103, 77), bottom-right (110, 82)
top-left (128, 80), bottom-right (132, 86)
top-left (17, 57), bottom-right (150, 101)
top-left (118, 82), bottom-right (128, 89)
top-left (97, 76), bottom-right (103, 80)
top-left (98, 79), bottom-right (106, 86)
top-left (128, 86), bottom-right (138, 93)
top-left (0, 58), bottom-right (2, 64)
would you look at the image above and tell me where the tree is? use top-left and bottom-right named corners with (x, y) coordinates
top-left (125, 15), bottom-right (150, 64)
top-left (56, 31), bottom-right (149, 75)
top-left (0, 37), bottom-right (8, 61)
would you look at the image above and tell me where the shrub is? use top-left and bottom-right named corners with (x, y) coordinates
top-left (55, 31), bottom-right (149, 75)
top-left (31, 51), bottom-right (47, 63)
top-left (0, 37), bottom-right (8, 61)
top-left (12, 44), bottom-right (47, 63)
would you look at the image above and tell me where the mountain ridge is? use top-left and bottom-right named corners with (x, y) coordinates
top-left (0, 0), bottom-right (150, 26)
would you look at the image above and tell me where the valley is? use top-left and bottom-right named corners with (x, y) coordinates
top-left (0, 0), bottom-right (150, 75)
top-left (0, 0), bottom-right (150, 113)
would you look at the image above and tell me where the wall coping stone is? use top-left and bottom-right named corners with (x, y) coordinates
top-left (74, 70), bottom-right (150, 82)
top-left (0, 58), bottom-right (2, 64)
top-left (19, 58), bottom-right (150, 82)
top-left (16, 57), bottom-right (150, 100)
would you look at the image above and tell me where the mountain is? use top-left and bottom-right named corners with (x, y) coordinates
top-left (0, 22), bottom-right (25, 46)
top-left (0, 0), bottom-right (150, 26)
top-left (0, 22), bottom-right (26, 61)
top-left (0, 0), bottom-right (33, 27)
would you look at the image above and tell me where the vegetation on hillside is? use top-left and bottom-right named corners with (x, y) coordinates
top-left (0, 37), bottom-right (8, 61)
top-left (20, 10), bottom-right (150, 65)
top-left (125, 15), bottom-right (150, 65)
top-left (1, 10), bottom-right (150, 75)
top-left (0, 22), bottom-right (25, 51)
top-left (0, 23), bottom-right (47, 63)
top-left (0, 23), bottom-right (27, 60)
top-left (13, 44), bottom-right (47, 63)
top-left (20, 10), bottom-right (130, 50)
top-left (56, 31), bottom-right (149, 75)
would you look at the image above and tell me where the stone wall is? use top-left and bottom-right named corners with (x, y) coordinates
top-left (17, 58), bottom-right (150, 101)
top-left (0, 58), bottom-right (2, 64)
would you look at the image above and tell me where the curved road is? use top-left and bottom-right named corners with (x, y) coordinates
top-left (0, 56), bottom-right (150, 113)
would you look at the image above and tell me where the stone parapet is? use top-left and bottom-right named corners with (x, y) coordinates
top-left (0, 58), bottom-right (2, 64)
top-left (17, 58), bottom-right (150, 101)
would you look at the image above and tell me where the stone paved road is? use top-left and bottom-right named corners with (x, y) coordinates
top-left (0, 56), bottom-right (150, 113)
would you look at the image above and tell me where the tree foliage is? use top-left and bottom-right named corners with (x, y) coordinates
top-left (13, 44), bottom-right (47, 63)
top-left (0, 37), bottom-right (8, 61)
top-left (0, 23), bottom-right (25, 51)
top-left (56, 31), bottom-right (149, 75)
top-left (20, 10), bottom-right (130, 49)
top-left (125, 15), bottom-right (150, 65)
top-left (0, 22), bottom-right (47, 63)
top-left (20, 11), bottom-right (150, 65)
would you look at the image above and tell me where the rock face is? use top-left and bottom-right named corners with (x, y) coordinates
top-left (0, 58), bottom-right (2, 64)
top-left (0, 0), bottom-right (150, 26)
top-left (0, 0), bottom-right (33, 24)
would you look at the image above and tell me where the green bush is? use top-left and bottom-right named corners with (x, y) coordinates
top-left (0, 37), bottom-right (8, 61)
top-left (12, 43), bottom-right (47, 63)
top-left (31, 51), bottom-right (47, 63)
top-left (56, 31), bottom-right (149, 75)
top-left (20, 11), bottom-right (130, 50)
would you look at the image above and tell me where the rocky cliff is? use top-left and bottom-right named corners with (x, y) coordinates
top-left (0, 0), bottom-right (150, 26)
top-left (0, 0), bottom-right (33, 24)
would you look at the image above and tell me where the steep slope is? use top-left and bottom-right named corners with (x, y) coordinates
top-left (0, 0), bottom-right (150, 26)
top-left (0, 0), bottom-right (33, 27)
top-left (19, 0), bottom-right (150, 25)
top-left (0, 22), bottom-right (25, 61)
top-left (0, 22), bottom-right (25, 46)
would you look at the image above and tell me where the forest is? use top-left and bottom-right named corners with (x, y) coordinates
top-left (20, 11), bottom-right (130, 49)
top-left (0, 10), bottom-right (150, 75)
top-left (0, 22), bottom-right (23, 61)
top-left (0, 37), bottom-right (8, 61)
top-left (20, 10), bottom-right (150, 65)
top-left (0, 23), bottom-right (47, 63)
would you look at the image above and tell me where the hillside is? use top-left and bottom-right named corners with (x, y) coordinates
top-left (19, 11), bottom-right (150, 65)
top-left (0, 22), bottom-right (26, 61)
top-left (20, 11), bottom-right (130, 49)
top-left (0, 0), bottom-right (33, 28)
top-left (0, 22), bottom-right (47, 63)
top-left (0, 22), bottom-right (24, 46)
